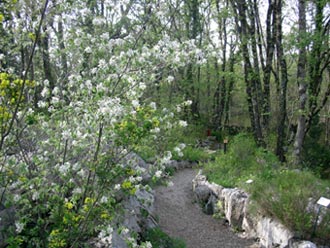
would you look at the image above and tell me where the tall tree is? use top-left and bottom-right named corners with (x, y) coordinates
top-left (184, 0), bottom-right (202, 119)
top-left (274, 0), bottom-right (288, 162)
top-left (293, 0), bottom-right (330, 165)
top-left (293, 0), bottom-right (308, 165)
top-left (230, 0), bottom-right (264, 146)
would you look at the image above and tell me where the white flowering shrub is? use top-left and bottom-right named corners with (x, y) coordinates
top-left (0, 15), bottom-right (194, 248)
top-left (0, 0), bottom-right (217, 246)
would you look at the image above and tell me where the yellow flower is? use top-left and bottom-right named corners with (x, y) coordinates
top-left (84, 197), bottom-right (95, 204)
top-left (152, 117), bottom-right (160, 127)
top-left (64, 202), bottom-right (74, 210)
top-left (100, 211), bottom-right (109, 219)
top-left (121, 180), bottom-right (132, 190)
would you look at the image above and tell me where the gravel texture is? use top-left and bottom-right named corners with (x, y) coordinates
top-left (154, 168), bottom-right (257, 248)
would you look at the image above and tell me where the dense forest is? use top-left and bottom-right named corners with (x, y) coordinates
top-left (0, 0), bottom-right (329, 247)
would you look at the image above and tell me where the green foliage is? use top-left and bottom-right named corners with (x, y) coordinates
top-left (203, 133), bottom-right (278, 188)
top-left (114, 106), bottom-right (159, 147)
top-left (0, 72), bottom-right (34, 131)
top-left (3, 151), bottom-right (118, 247)
top-left (143, 228), bottom-right (186, 248)
top-left (135, 145), bottom-right (157, 162)
top-left (172, 146), bottom-right (210, 162)
top-left (250, 170), bottom-right (330, 240)
top-left (302, 122), bottom-right (330, 179)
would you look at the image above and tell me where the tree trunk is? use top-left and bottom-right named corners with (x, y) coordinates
top-left (58, 17), bottom-right (68, 86)
top-left (293, 0), bottom-right (307, 165)
top-left (224, 46), bottom-right (236, 128)
top-left (231, 0), bottom-right (264, 146)
top-left (274, 0), bottom-right (288, 162)
top-left (262, 0), bottom-right (275, 130)
top-left (41, 25), bottom-right (55, 93)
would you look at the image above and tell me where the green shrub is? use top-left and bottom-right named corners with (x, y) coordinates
top-left (302, 119), bottom-right (330, 179)
top-left (250, 169), bottom-right (330, 240)
top-left (143, 227), bottom-right (186, 248)
top-left (203, 133), bottom-right (278, 188)
top-left (172, 146), bottom-right (210, 162)
top-left (136, 145), bottom-right (157, 162)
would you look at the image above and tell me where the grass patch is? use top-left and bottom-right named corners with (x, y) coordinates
top-left (143, 227), bottom-right (186, 248)
top-left (172, 146), bottom-right (211, 162)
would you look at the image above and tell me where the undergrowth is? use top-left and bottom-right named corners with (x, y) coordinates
top-left (142, 227), bottom-right (186, 248)
top-left (203, 133), bottom-right (330, 242)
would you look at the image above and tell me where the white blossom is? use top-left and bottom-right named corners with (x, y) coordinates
top-left (174, 147), bottom-right (181, 153)
top-left (37, 101), bottom-right (47, 108)
top-left (184, 100), bottom-right (193, 106)
top-left (151, 127), bottom-right (160, 133)
top-left (100, 196), bottom-right (108, 203)
top-left (179, 143), bottom-right (186, 149)
top-left (155, 170), bottom-right (162, 178)
top-left (167, 181), bottom-right (174, 187)
top-left (101, 32), bottom-right (109, 40)
top-left (162, 151), bottom-right (172, 164)
top-left (59, 162), bottom-right (71, 175)
top-left (15, 221), bottom-right (24, 233)
top-left (178, 120), bottom-right (188, 127)
top-left (62, 130), bottom-right (71, 140)
top-left (74, 38), bottom-right (81, 46)
top-left (51, 97), bottom-right (60, 105)
top-left (149, 102), bottom-right (156, 110)
top-left (32, 191), bottom-right (39, 201)
top-left (121, 228), bottom-right (129, 235)
top-left (139, 83), bottom-right (146, 90)
top-left (84, 46), bottom-right (92, 53)
top-left (52, 87), bottom-right (60, 96)
top-left (132, 100), bottom-right (140, 108)
top-left (41, 87), bottom-right (49, 98)
top-left (93, 17), bottom-right (105, 26)
top-left (167, 75), bottom-right (174, 83)
top-left (85, 80), bottom-right (92, 91)
top-left (13, 194), bottom-right (21, 202)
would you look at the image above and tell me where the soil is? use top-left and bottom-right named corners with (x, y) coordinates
top-left (154, 168), bottom-right (258, 248)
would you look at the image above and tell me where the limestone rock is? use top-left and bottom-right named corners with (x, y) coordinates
top-left (290, 241), bottom-right (317, 248)
top-left (192, 171), bottom-right (318, 248)
top-left (194, 185), bottom-right (211, 203)
top-left (123, 152), bottom-right (151, 182)
top-left (122, 188), bottom-right (155, 234)
top-left (220, 188), bottom-right (248, 229)
top-left (204, 193), bottom-right (217, 215)
top-left (111, 231), bottom-right (128, 248)
top-left (255, 216), bottom-right (293, 248)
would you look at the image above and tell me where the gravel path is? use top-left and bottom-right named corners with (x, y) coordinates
top-left (154, 168), bottom-right (256, 248)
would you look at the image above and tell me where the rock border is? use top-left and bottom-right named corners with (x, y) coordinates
top-left (192, 170), bottom-right (323, 248)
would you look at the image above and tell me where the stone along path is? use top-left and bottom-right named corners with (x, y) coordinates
top-left (154, 168), bottom-right (256, 248)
